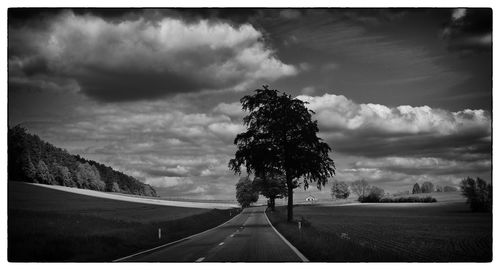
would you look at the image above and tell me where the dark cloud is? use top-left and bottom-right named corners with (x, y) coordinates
top-left (8, 10), bottom-right (296, 102)
top-left (442, 8), bottom-right (492, 53)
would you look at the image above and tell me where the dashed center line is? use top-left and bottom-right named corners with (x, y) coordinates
top-left (218, 242), bottom-right (224, 246)
top-left (195, 257), bottom-right (205, 262)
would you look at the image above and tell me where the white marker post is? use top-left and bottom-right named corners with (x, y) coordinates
top-left (158, 228), bottom-right (161, 239)
top-left (298, 221), bottom-right (302, 231)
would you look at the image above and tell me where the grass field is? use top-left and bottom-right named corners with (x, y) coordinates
top-left (267, 202), bottom-right (492, 262)
top-left (8, 182), bottom-right (239, 262)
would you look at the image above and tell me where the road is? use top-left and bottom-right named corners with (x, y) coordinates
top-left (118, 206), bottom-right (305, 262)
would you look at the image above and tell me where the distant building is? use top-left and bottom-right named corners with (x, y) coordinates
top-left (305, 195), bottom-right (317, 204)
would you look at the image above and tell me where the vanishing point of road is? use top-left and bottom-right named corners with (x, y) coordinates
top-left (116, 206), bottom-right (307, 262)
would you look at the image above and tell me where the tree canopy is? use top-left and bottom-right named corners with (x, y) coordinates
top-left (412, 183), bottom-right (421, 194)
top-left (229, 86), bottom-right (335, 221)
top-left (252, 172), bottom-right (287, 210)
top-left (331, 180), bottom-right (350, 200)
top-left (235, 176), bottom-right (259, 208)
top-left (460, 177), bottom-right (492, 212)
top-left (350, 179), bottom-right (370, 198)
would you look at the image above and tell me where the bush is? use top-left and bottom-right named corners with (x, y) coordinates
top-left (443, 185), bottom-right (458, 192)
top-left (460, 177), bottom-right (492, 212)
top-left (358, 186), bottom-right (384, 202)
top-left (378, 196), bottom-right (437, 203)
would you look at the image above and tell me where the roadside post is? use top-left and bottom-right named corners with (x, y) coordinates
top-left (158, 228), bottom-right (161, 240)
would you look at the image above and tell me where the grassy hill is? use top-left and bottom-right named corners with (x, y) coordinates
top-left (8, 125), bottom-right (156, 196)
top-left (8, 182), bottom-right (238, 261)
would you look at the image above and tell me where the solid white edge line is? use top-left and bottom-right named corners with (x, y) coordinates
top-left (113, 208), bottom-right (243, 262)
top-left (264, 208), bottom-right (309, 262)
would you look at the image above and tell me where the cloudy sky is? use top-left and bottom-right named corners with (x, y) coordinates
top-left (8, 8), bottom-right (491, 200)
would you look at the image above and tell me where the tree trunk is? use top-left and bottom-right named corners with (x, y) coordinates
top-left (269, 195), bottom-right (276, 211)
top-left (286, 175), bottom-right (293, 222)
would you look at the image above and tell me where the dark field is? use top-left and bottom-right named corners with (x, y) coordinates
top-left (267, 202), bottom-right (492, 262)
top-left (8, 182), bottom-right (238, 261)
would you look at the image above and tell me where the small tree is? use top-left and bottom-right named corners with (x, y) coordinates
top-left (331, 180), bottom-right (350, 200)
top-left (421, 181), bottom-right (434, 193)
top-left (412, 183), bottom-right (421, 194)
top-left (460, 177), bottom-right (492, 212)
top-left (36, 160), bottom-right (55, 184)
top-left (252, 173), bottom-right (287, 211)
top-left (351, 179), bottom-right (370, 198)
top-left (235, 176), bottom-right (259, 208)
top-left (54, 164), bottom-right (73, 186)
top-left (21, 154), bottom-right (37, 181)
top-left (435, 185), bottom-right (443, 192)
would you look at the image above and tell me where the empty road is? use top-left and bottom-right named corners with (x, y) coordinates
top-left (117, 206), bottom-right (305, 262)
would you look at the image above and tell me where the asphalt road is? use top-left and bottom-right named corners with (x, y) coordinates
top-left (119, 206), bottom-right (304, 262)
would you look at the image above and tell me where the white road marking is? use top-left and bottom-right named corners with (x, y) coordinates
top-left (218, 242), bottom-right (224, 246)
top-left (230, 234), bottom-right (235, 237)
top-left (195, 257), bottom-right (205, 262)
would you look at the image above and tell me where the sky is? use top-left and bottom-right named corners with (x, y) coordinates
top-left (8, 8), bottom-right (492, 200)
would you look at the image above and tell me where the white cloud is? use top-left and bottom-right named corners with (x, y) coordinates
top-left (297, 93), bottom-right (491, 136)
top-left (452, 8), bottom-right (467, 21)
top-left (213, 102), bottom-right (244, 118)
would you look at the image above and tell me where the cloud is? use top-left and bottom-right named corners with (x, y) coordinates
top-left (300, 86), bottom-right (316, 95)
top-left (353, 156), bottom-right (491, 176)
top-left (297, 93), bottom-right (491, 160)
top-left (279, 9), bottom-right (301, 20)
top-left (442, 8), bottom-right (492, 53)
top-left (9, 11), bottom-right (297, 102)
top-left (213, 102), bottom-right (245, 118)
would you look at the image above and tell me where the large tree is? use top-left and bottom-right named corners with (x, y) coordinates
top-left (229, 86), bottom-right (335, 221)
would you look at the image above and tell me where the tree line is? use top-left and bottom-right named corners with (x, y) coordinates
top-left (8, 126), bottom-right (156, 197)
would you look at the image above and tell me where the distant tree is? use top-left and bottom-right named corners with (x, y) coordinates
top-left (412, 183), bottom-right (421, 194)
top-left (75, 162), bottom-right (105, 191)
top-left (8, 126), bottom-right (157, 196)
top-left (421, 181), bottom-right (434, 193)
top-left (36, 160), bottom-right (54, 184)
top-left (331, 180), bottom-right (350, 200)
top-left (54, 164), bottom-right (73, 186)
top-left (229, 86), bottom-right (335, 221)
top-left (351, 179), bottom-right (370, 198)
top-left (111, 182), bottom-right (121, 192)
top-left (252, 173), bottom-right (287, 211)
top-left (21, 153), bottom-right (37, 181)
top-left (235, 176), bottom-right (259, 208)
top-left (443, 185), bottom-right (458, 192)
top-left (435, 185), bottom-right (443, 192)
top-left (359, 186), bottom-right (385, 203)
top-left (460, 177), bottom-right (492, 212)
